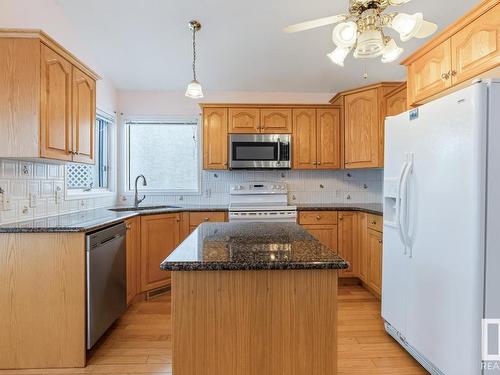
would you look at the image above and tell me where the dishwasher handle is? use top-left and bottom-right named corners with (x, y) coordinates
top-left (87, 223), bottom-right (126, 251)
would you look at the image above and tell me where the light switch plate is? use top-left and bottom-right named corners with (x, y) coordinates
top-left (29, 192), bottom-right (38, 208)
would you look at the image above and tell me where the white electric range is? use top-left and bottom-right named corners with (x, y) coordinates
top-left (228, 182), bottom-right (297, 223)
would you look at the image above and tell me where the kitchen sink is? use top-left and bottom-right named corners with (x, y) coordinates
top-left (108, 205), bottom-right (180, 212)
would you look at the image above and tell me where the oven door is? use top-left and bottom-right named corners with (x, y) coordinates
top-left (229, 134), bottom-right (291, 169)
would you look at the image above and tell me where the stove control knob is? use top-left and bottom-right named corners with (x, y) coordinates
top-left (232, 185), bottom-right (242, 191)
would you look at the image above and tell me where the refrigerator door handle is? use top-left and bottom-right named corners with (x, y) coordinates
top-left (396, 161), bottom-right (409, 253)
top-left (402, 159), bottom-right (414, 257)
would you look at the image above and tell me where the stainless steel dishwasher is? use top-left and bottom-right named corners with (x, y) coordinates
top-left (86, 222), bottom-right (127, 349)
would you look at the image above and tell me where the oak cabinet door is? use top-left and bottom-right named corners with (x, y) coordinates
top-left (358, 213), bottom-right (368, 283)
top-left (72, 67), bottom-right (96, 164)
top-left (40, 45), bottom-right (72, 161)
top-left (125, 217), bottom-right (141, 304)
top-left (140, 214), bottom-right (180, 292)
top-left (228, 108), bottom-right (260, 133)
top-left (292, 108), bottom-right (317, 169)
top-left (338, 211), bottom-right (358, 277)
top-left (260, 108), bottom-right (292, 133)
top-left (316, 108), bottom-right (341, 169)
top-left (367, 229), bottom-right (383, 296)
top-left (203, 108), bottom-right (228, 169)
top-left (344, 89), bottom-right (380, 169)
top-left (385, 84), bottom-right (408, 117)
top-left (407, 39), bottom-right (452, 105)
top-left (451, 3), bottom-right (500, 85)
top-left (302, 224), bottom-right (338, 251)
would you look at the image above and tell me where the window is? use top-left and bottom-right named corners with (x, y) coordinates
top-left (66, 113), bottom-right (112, 192)
top-left (126, 120), bottom-right (199, 193)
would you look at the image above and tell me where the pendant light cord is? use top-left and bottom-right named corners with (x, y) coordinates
top-left (192, 28), bottom-right (197, 81)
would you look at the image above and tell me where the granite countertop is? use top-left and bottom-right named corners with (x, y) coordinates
top-left (160, 222), bottom-right (349, 271)
top-left (0, 205), bottom-right (229, 233)
top-left (0, 203), bottom-right (382, 233)
top-left (297, 203), bottom-right (383, 215)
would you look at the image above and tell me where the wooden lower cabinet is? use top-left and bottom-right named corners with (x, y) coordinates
top-left (302, 224), bottom-right (338, 251)
top-left (189, 211), bottom-right (227, 233)
top-left (338, 211), bottom-right (358, 277)
top-left (367, 229), bottom-right (383, 296)
top-left (358, 213), bottom-right (369, 283)
top-left (140, 213), bottom-right (181, 292)
top-left (125, 217), bottom-right (141, 305)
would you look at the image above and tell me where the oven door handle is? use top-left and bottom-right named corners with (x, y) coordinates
top-left (277, 138), bottom-right (281, 165)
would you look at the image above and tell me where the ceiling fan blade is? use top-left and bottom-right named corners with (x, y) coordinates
top-left (283, 14), bottom-right (348, 33)
top-left (415, 20), bottom-right (438, 38)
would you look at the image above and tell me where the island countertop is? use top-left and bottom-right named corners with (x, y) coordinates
top-left (160, 222), bottom-right (349, 271)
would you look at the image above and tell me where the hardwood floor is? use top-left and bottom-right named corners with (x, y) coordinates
top-left (0, 284), bottom-right (428, 375)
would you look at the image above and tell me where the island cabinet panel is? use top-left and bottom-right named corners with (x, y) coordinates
top-left (338, 211), bottom-right (358, 277)
top-left (203, 107), bottom-right (228, 170)
top-left (140, 213), bottom-right (180, 291)
top-left (260, 108), bottom-right (292, 133)
top-left (316, 108), bottom-right (341, 169)
top-left (40, 45), bottom-right (73, 161)
top-left (367, 228), bottom-right (383, 296)
top-left (407, 40), bottom-right (453, 105)
top-left (344, 89), bottom-right (380, 169)
top-left (292, 108), bottom-right (317, 169)
top-left (228, 107), bottom-right (260, 133)
top-left (0, 233), bottom-right (86, 369)
top-left (171, 269), bottom-right (338, 375)
top-left (451, 3), bottom-right (500, 85)
top-left (126, 217), bottom-right (141, 305)
top-left (71, 67), bottom-right (96, 164)
top-left (302, 224), bottom-right (338, 252)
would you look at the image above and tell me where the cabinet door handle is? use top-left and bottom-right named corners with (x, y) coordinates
top-left (378, 239), bottom-right (383, 244)
top-left (450, 70), bottom-right (457, 77)
top-left (441, 72), bottom-right (450, 80)
top-left (317, 161), bottom-right (321, 165)
top-left (125, 223), bottom-right (132, 230)
top-left (204, 217), bottom-right (210, 222)
top-left (371, 220), bottom-right (377, 225)
top-left (316, 215), bottom-right (321, 220)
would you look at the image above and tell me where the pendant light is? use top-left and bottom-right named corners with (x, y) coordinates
top-left (185, 20), bottom-right (204, 99)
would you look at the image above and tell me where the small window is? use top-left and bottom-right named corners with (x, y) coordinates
top-left (126, 120), bottom-right (200, 193)
top-left (66, 114), bottom-right (112, 191)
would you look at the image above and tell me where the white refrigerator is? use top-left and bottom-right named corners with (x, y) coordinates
top-left (382, 79), bottom-right (500, 375)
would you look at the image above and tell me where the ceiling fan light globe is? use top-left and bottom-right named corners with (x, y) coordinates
top-left (392, 12), bottom-right (424, 42)
top-left (185, 80), bottom-right (204, 99)
top-left (415, 20), bottom-right (438, 38)
top-left (332, 21), bottom-right (358, 48)
top-left (327, 47), bottom-right (350, 67)
top-left (353, 30), bottom-right (385, 59)
top-left (388, 0), bottom-right (411, 5)
top-left (381, 38), bottom-right (404, 63)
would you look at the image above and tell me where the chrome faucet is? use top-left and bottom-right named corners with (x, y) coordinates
top-left (134, 175), bottom-right (147, 208)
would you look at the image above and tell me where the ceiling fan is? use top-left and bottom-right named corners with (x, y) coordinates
top-left (284, 0), bottom-right (438, 66)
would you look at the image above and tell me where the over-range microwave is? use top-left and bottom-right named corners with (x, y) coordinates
top-left (229, 134), bottom-right (291, 169)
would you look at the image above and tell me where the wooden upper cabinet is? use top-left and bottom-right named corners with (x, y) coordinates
top-left (140, 213), bottom-right (180, 292)
top-left (316, 108), bottom-right (341, 169)
top-left (451, 3), bottom-right (500, 85)
top-left (407, 40), bottom-right (452, 105)
top-left (344, 89), bottom-right (380, 169)
top-left (385, 83), bottom-right (408, 117)
top-left (0, 30), bottom-right (100, 162)
top-left (228, 108), bottom-right (260, 133)
top-left (292, 108), bottom-right (317, 169)
top-left (260, 108), bottom-right (292, 133)
top-left (203, 107), bottom-right (228, 170)
top-left (72, 67), bottom-right (95, 164)
top-left (403, 1), bottom-right (499, 106)
top-left (40, 45), bottom-right (72, 161)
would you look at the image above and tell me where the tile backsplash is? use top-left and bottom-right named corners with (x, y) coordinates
top-left (122, 169), bottom-right (383, 207)
top-left (0, 159), bottom-right (116, 224)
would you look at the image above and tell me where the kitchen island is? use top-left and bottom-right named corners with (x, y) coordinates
top-left (160, 222), bottom-right (348, 375)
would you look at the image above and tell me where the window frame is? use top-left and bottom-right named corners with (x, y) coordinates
top-left (124, 116), bottom-right (202, 195)
top-left (64, 109), bottom-right (117, 200)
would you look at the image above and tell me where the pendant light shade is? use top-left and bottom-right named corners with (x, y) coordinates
top-left (381, 38), bottom-right (404, 63)
top-left (391, 12), bottom-right (423, 41)
top-left (327, 46), bottom-right (351, 66)
top-left (185, 20), bottom-right (204, 99)
top-left (185, 80), bottom-right (204, 99)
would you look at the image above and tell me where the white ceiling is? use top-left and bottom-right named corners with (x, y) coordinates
top-left (56, 0), bottom-right (480, 93)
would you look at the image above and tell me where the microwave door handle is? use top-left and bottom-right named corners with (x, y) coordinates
top-left (277, 138), bottom-right (281, 165)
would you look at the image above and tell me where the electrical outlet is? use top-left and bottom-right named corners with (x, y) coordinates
top-left (29, 193), bottom-right (38, 208)
top-left (204, 188), bottom-right (212, 198)
top-left (0, 190), bottom-right (12, 211)
top-left (55, 186), bottom-right (63, 204)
